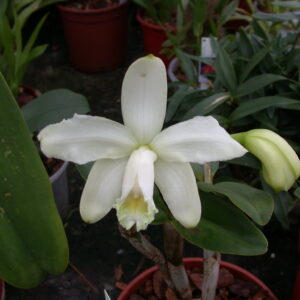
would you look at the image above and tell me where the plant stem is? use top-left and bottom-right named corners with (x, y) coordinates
top-left (118, 225), bottom-right (174, 289)
top-left (201, 163), bottom-right (221, 300)
top-left (202, 250), bottom-right (221, 300)
top-left (163, 222), bottom-right (192, 300)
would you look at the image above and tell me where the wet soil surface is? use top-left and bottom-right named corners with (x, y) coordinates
top-left (5, 7), bottom-right (299, 300)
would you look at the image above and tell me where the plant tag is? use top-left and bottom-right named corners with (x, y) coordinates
top-left (201, 37), bottom-right (216, 58)
top-left (198, 37), bottom-right (216, 90)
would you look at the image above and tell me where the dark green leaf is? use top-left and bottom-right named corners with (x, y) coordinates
top-left (75, 162), bottom-right (94, 181)
top-left (229, 96), bottom-right (300, 121)
top-left (0, 0), bottom-right (7, 16)
top-left (253, 12), bottom-right (297, 22)
top-left (240, 47), bottom-right (270, 82)
top-left (227, 152), bottom-right (261, 169)
top-left (272, 1), bottom-right (300, 8)
top-left (236, 74), bottom-right (286, 97)
top-left (0, 72), bottom-right (69, 288)
top-left (173, 192), bottom-right (268, 255)
top-left (215, 42), bottom-right (237, 94)
top-left (198, 181), bottom-right (273, 225)
top-left (261, 175), bottom-right (289, 229)
top-left (22, 89), bottom-right (90, 132)
top-left (182, 93), bottom-right (229, 120)
top-left (220, 0), bottom-right (238, 25)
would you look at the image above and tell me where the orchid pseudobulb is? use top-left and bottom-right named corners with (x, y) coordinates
top-left (38, 55), bottom-right (247, 231)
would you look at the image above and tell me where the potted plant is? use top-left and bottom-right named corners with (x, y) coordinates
top-left (0, 0), bottom-right (66, 97)
top-left (37, 55), bottom-right (300, 299)
top-left (118, 258), bottom-right (277, 299)
top-left (57, 0), bottom-right (129, 72)
top-left (133, 0), bottom-right (178, 65)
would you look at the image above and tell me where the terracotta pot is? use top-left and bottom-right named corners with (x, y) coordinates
top-left (136, 11), bottom-right (174, 66)
top-left (17, 85), bottom-right (41, 107)
top-left (57, 1), bottom-right (129, 72)
top-left (0, 280), bottom-right (4, 300)
top-left (117, 257), bottom-right (277, 300)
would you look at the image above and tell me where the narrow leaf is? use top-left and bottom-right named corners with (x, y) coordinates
top-left (230, 96), bottom-right (300, 121)
top-left (236, 74), bottom-right (286, 97)
top-left (182, 93), bottom-right (229, 120)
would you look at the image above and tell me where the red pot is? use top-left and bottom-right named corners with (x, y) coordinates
top-left (136, 11), bottom-right (174, 66)
top-left (17, 85), bottom-right (41, 107)
top-left (0, 280), bottom-right (4, 300)
top-left (57, 2), bottom-right (129, 72)
top-left (117, 257), bottom-right (277, 300)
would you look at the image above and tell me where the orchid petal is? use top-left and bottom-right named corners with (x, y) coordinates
top-left (38, 114), bottom-right (138, 164)
top-left (80, 158), bottom-right (127, 223)
top-left (121, 55), bottom-right (168, 144)
top-left (151, 116), bottom-right (247, 164)
top-left (155, 160), bottom-right (201, 228)
top-left (115, 147), bottom-right (158, 231)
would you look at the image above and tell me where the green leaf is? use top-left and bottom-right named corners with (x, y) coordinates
top-left (23, 15), bottom-right (48, 59)
top-left (75, 162), bottom-right (94, 181)
top-left (192, 0), bottom-right (207, 38)
top-left (175, 49), bottom-right (197, 85)
top-left (182, 92), bottom-right (229, 120)
top-left (294, 187), bottom-right (300, 199)
top-left (220, 0), bottom-right (238, 25)
top-left (21, 89), bottom-right (90, 132)
top-left (261, 178), bottom-right (290, 229)
top-left (272, 1), bottom-right (300, 8)
top-left (252, 19), bottom-right (269, 41)
top-left (173, 192), bottom-right (268, 255)
top-left (0, 0), bottom-right (7, 16)
top-left (166, 86), bottom-right (195, 122)
top-left (227, 152), bottom-right (261, 169)
top-left (253, 12), bottom-right (297, 22)
top-left (229, 96), bottom-right (300, 121)
top-left (236, 74), bottom-right (287, 97)
top-left (240, 46), bottom-right (270, 82)
top-left (214, 42), bottom-right (238, 95)
top-left (198, 181), bottom-right (274, 225)
top-left (0, 72), bottom-right (69, 288)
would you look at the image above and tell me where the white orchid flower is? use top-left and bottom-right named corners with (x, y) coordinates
top-left (38, 55), bottom-right (247, 231)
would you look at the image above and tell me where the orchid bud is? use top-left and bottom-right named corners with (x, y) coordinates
top-left (232, 129), bottom-right (300, 192)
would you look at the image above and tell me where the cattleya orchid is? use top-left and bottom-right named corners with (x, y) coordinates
top-left (38, 55), bottom-right (247, 231)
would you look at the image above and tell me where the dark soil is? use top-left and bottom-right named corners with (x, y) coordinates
top-left (132, 267), bottom-right (273, 300)
top-left (4, 5), bottom-right (299, 300)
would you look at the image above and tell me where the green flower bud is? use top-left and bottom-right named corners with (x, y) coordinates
top-left (232, 129), bottom-right (300, 192)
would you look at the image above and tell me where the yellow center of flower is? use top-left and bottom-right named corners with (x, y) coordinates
top-left (120, 180), bottom-right (148, 214)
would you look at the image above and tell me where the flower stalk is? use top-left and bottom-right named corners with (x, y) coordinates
top-left (163, 222), bottom-right (192, 300)
top-left (118, 225), bottom-right (174, 289)
top-left (202, 163), bottom-right (221, 300)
